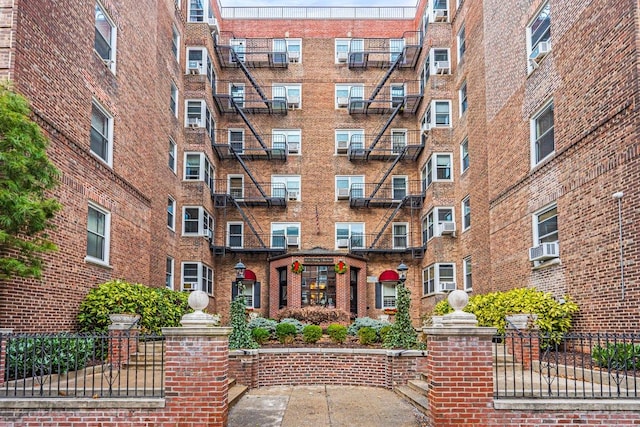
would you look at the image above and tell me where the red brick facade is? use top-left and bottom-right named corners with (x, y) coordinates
top-left (0, 0), bottom-right (638, 332)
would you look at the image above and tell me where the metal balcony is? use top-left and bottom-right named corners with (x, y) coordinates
top-left (212, 131), bottom-right (292, 161)
top-left (213, 82), bottom-right (288, 114)
top-left (210, 180), bottom-right (288, 208)
top-left (347, 81), bottom-right (422, 115)
top-left (347, 130), bottom-right (424, 161)
top-left (346, 32), bottom-right (422, 69)
top-left (210, 232), bottom-right (288, 255)
top-left (215, 32), bottom-right (296, 68)
top-left (348, 181), bottom-right (424, 208)
top-left (348, 232), bottom-right (424, 255)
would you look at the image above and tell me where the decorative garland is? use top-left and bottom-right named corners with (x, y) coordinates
top-left (334, 261), bottom-right (348, 274)
top-left (291, 260), bottom-right (304, 274)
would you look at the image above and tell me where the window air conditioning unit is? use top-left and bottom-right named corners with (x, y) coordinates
top-left (286, 235), bottom-right (300, 246)
top-left (337, 51), bottom-right (348, 62)
top-left (337, 188), bottom-right (350, 199)
top-left (433, 9), bottom-right (448, 22)
top-left (529, 241), bottom-right (559, 262)
top-left (207, 17), bottom-right (219, 30)
top-left (434, 61), bottom-right (450, 74)
top-left (438, 281), bottom-right (456, 292)
top-left (337, 97), bottom-right (349, 108)
top-left (423, 123), bottom-right (431, 133)
top-left (438, 221), bottom-right (456, 235)
top-left (188, 67), bottom-right (200, 74)
top-left (287, 190), bottom-right (299, 201)
top-left (529, 41), bottom-right (551, 64)
top-left (337, 238), bottom-right (350, 248)
top-left (183, 282), bottom-right (198, 291)
top-left (288, 141), bottom-right (300, 154)
top-left (288, 51), bottom-right (300, 63)
top-left (287, 96), bottom-right (300, 109)
top-left (336, 140), bottom-right (349, 152)
top-left (187, 118), bottom-right (201, 128)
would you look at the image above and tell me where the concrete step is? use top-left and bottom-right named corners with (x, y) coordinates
top-left (407, 379), bottom-right (429, 395)
top-left (395, 385), bottom-right (429, 414)
top-left (228, 383), bottom-right (248, 408)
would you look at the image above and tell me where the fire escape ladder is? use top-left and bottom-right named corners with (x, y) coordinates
top-left (232, 99), bottom-right (269, 152)
top-left (368, 146), bottom-right (406, 200)
top-left (229, 49), bottom-right (269, 106)
top-left (366, 102), bottom-right (403, 156)
top-left (368, 50), bottom-right (404, 103)
top-left (229, 197), bottom-right (267, 248)
top-left (229, 145), bottom-right (268, 200)
top-left (369, 201), bottom-right (405, 249)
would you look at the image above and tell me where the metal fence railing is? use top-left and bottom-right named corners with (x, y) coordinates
top-left (494, 332), bottom-right (640, 399)
top-left (1, 332), bottom-right (164, 398)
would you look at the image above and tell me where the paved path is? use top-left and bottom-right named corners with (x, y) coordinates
top-left (228, 385), bottom-right (425, 427)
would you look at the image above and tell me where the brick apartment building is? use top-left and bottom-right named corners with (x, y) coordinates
top-left (0, 0), bottom-right (637, 332)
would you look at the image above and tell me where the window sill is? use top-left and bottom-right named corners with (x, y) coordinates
top-left (531, 257), bottom-right (561, 271)
top-left (84, 257), bottom-right (113, 269)
top-left (530, 151), bottom-right (556, 171)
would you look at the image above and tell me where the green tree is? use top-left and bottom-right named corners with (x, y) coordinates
top-left (0, 84), bottom-right (61, 279)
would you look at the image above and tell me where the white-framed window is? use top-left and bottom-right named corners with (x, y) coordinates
top-left (273, 84), bottom-right (302, 109)
top-left (170, 82), bottom-right (178, 117)
top-left (184, 99), bottom-right (215, 141)
top-left (382, 282), bottom-right (397, 308)
top-left (421, 57), bottom-right (431, 90)
top-left (428, 0), bottom-right (449, 23)
top-left (424, 100), bottom-right (452, 128)
top-left (86, 202), bottom-right (111, 265)
top-left (169, 138), bottom-right (177, 172)
top-left (166, 257), bottom-right (174, 289)
top-left (423, 263), bottom-right (455, 295)
top-left (230, 83), bottom-right (245, 107)
top-left (460, 138), bottom-right (469, 174)
top-left (531, 100), bottom-right (554, 166)
top-left (391, 129), bottom-right (407, 154)
top-left (273, 38), bottom-right (302, 63)
top-left (90, 100), bottom-right (113, 166)
top-left (335, 84), bottom-right (364, 109)
top-left (392, 223), bottom-right (408, 249)
top-left (391, 84), bottom-right (405, 108)
top-left (425, 207), bottom-right (454, 240)
top-left (390, 38), bottom-right (405, 62)
top-left (228, 129), bottom-right (244, 154)
top-left (94, 2), bottom-right (117, 72)
top-left (336, 223), bottom-right (365, 249)
top-left (228, 175), bottom-right (244, 199)
top-left (241, 282), bottom-right (256, 308)
top-left (335, 39), bottom-right (350, 63)
top-left (181, 262), bottom-right (213, 295)
top-left (463, 256), bottom-right (472, 291)
top-left (272, 129), bottom-right (301, 155)
top-left (462, 196), bottom-right (471, 231)
top-left (184, 152), bottom-right (214, 189)
top-left (392, 175), bottom-right (407, 200)
top-left (227, 222), bottom-right (243, 248)
top-left (429, 48), bottom-right (450, 74)
top-left (335, 129), bottom-right (364, 154)
top-left (171, 25), bottom-right (180, 61)
top-left (423, 153), bottom-right (453, 188)
top-left (533, 203), bottom-right (558, 246)
top-left (336, 175), bottom-right (364, 200)
top-left (272, 175), bottom-right (301, 201)
top-left (457, 24), bottom-right (466, 64)
top-left (527, 2), bottom-right (551, 72)
top-left (459, 81), bottom-right (468, 116)
top-left (167, 197), bottom-right (176, 230)
top-left (271, 222), bottom-right (301, 248)
top-left (187, 0), bottom-right (212, 23)
top-left (182, 206), bottom-right (213, 238)
top-left (186, 47), bottom-right (215, 85)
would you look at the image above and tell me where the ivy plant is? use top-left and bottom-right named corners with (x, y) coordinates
top-left (383, 283), bottom-right (424, 349)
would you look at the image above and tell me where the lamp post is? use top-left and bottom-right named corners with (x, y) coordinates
top-left (397, 261), bottom-right (408, 286)
top-left (234, 260), bottom-right (246, 296)
top-left (612, 192), bottom-right (625, 300)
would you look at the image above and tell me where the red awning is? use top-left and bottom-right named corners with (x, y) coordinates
top-left (378, 270), bottom-right (399, 283)
top-left (243, 269), bottom-right (257, 283)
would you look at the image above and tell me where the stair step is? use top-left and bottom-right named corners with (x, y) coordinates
top-left (395, 385), bottom-right (429, 414)
top-left (228, 383), bottom-right (248, 408)
top-left (407, 379), bottom-right (429, 394)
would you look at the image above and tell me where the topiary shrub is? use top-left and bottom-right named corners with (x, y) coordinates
top-left (77, 279), bottom-right (190, 334)
top-left (248, 317), bottom-right (278, 335)
top-left (276, 322), bottom-right (297, 344)
top-left (278, 318), bottom-right (306, 334)
top-left (326, 324), bottom-right (348, 343)
top-left (347, 317), bottom-right (390, 336)
top-left (433, 287), bottom-right (579, 339)
top-left (302, 325), bottom-right (323, 343)
top-left (251, 327), bottom-right (270, 345)
top-left (275, 307), bottom-right (350, 325)
top-left (357, 327), bottom-right (377, 345)
top-left (383, 283), bottom-right (423, 349)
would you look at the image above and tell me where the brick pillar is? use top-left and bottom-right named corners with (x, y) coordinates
top-left (108, 315), bottom-right (140, 369)
top-left (0, 329), bottom-right (12, 386)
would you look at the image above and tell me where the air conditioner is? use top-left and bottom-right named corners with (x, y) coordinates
top-left (529, 242), bottom-right (559, 262)
top-left (288, 142), bottom-right (300, 154)
top-left (287, 96), bottom-right (300, 109)
top-left (337, 188), bottom-right (350, 199)
top-left (287, 191), bottom-right (299, 201)
top-left (207, 17), bottom-right (219, 30)
top-left (337, 97), bottom-right (349, 108)
top-left (182, 282), bottom-right (198, 291)
top-left (337, 51), bottom-right (348, 62)
top-left (438, 221), bottom-right (456, 235)
top-left (433, 9), bottom-right (448, 22)
top-left (288, 51), bottom-right (300, 63)
top-left (438, 281), bottom-right (456, 292)
top-left (286, 235), bottom-right (300, 246)
top-left (187, 118), bottom-right (201, 128)
top-left (529, 41), bottom-right (551, 64)
top-left (336, 140), bottom-right (349, 152)
top-left (434, 61), bottom-right (450, 74)
top-left (188, 67), bottom-right (200, 74)
top-left (337, 238), bottom-right (349, 248)
top-left (423, 123), bottom-right (431, 133)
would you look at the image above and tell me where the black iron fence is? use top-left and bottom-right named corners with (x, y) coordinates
top-left (0, 332), bottom-right (164, 398)
top-left (494, 332), bottom-right (640, 399)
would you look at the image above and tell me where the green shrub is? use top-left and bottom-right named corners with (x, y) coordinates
top-left (379, 325), bottom-right (392, 342)
top-left (275, 307), bottom-right (350, 325)
top-left (302, 325), bottom-right (323, 343)
top-left (251, 327), bottom-right (270, 345)
top-left (77, 279), bottom-right (190, 334)
top-left (382, 284), bottom-right (423, 350)
top-left (279, 318), bottom-right (305, 334)
top-left (326, 324), bottom-right (348, 343)
top-left (248, 317), bottom-right (278, 335)
top-left (6, 334), bottom-right (96, 380)
top-left (347, 317), bottom-right (390, 336)
top-left (433, 287), bottom-right (579, 338)
top-left (592, 343), bottom-right (640, 371)
top-left (276, 322), bottom-right (297, 344)
top-left (357, 327), bottom-right (377, 345)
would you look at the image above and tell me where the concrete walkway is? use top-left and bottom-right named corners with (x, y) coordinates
top-left (228, 385), bottom-right (426, 427)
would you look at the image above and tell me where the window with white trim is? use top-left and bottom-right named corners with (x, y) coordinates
top-left (184, 152), bottom-right (214, 189)
top-left (428, 0), bottom-right (449, 23)
top-left (392, 176), bottom-right (407, 200)
top-left (533, 204), bottom-right (558, 246)
top-left (335, 39), bottom-right (350, 63)
top-left (429, 48), bottom-right (450, 74)
top-left (271, 223), bottom-right (301, 249)
top-left (382, 282), bottom-right (397, 308)
top-left (421, 57), bottom-right (431, 90)
top-left (392, 223), bottom-right (408, 249)
top-left (336, 175), bottom-right (364, 200)
top-left (167, 197), bottom-right (175, 230)
top-left (391, 129), bottom-right (407, 154)
top-left (425, 207), bottom-right (454, 240)
top-left (424, 100), bottom-right (452, 128)
top-left (227, 222), bottom-right (243, 248)
top-left (186, 47), bottom-right (215, 85)
top-left (335, 84), bottom-right (364, 109)
top-left (335, 129), bottom-right (364, 154)
top-left (171, 25), bottom-right (180, 61)
top-left (182, 206), bottom-right (213, 239)
top-left (423, 263), bottom-right (455, 295)
top-left (230, 83), bottom-right (245, 107)
top-left (272, 129), bottom-right (301, 155)
top-left (463, 256), bottom-right (472, 291)
top-left (86, 203), bottom-right (110, 265)
top-left (462, 196), bottom-right (471, 231)
top-left (170, 82), bottom-right (178, 117)
top-left (527, 2), bottom-right (551, 72)
top-left (94, 2), bottom-right (116, 72)
top-left (228, 175), bottom-right (243, 199)
top-left (457, 24), bottom-right (466, 64)
top-left (336, 223), bottom-right (365, 249)
top-left (90, 101), bottom-right (113, 166)
top-left (460, 138), bottom-right (469, 173)
top-left (166, 257), bottom-right (174, 289)
top-left (272, 175), bottom-right (301, 201)
top-left (169, 138), bottom-right (177, 172)
top-left (187, 0), bottom-right (212, 23)
top-left (531, 100), bottom-right (554, 166)
top-left (273, 84), bottom-right (302, 109)
top-left (273, 38), bottom-right (302, 63)
top-left (423, 153), bottom-right (453, 188)
top-left (228, 129), bottom-right (244, 154)
top-left (181, 262), bottom-right (213, 295)
top-left (459, 80), bottom-right (468, 116)
top-left (184, 99), bottom-right (214, 141)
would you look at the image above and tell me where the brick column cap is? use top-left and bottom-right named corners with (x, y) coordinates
top-left (423, 326), bottom-right (497, 337)
top-left (0, 329), bottom-right (13, 334)
top-left (162, 326), bottom-right (232, 337)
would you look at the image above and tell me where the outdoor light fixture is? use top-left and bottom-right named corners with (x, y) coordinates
top-left (397, 261), bottom-right (408, 285)
top-left (234, 260), bottom-right (246, 281)
top-left (612, 192), bottom-right (625, 300)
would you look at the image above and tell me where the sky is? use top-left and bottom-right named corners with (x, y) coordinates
top-left (220, 0), bottom-right (417, 6)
